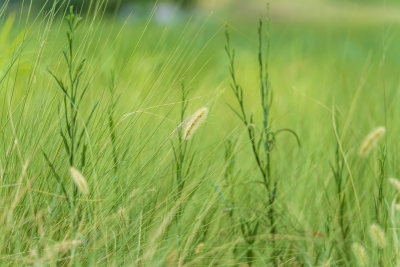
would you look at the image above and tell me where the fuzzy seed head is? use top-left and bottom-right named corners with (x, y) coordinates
top-left (352, 243), bottom-right (368, 266)
top-left (369, 224), bottom-right (386, 248)
top-left (195, 242), bottom-right (204, 254)
top-left (389, 177), bottom-right (400, 192)
top-left (51, 239), bottom-right (81, 252)
top-left (359, 127), bottom-right (385, 156)
top-left (165, 249), bottom-right (178, 267)
top-left (183, 107), bottom-right (208, 140)
top-left (69, 167), bottom-right (89, 195)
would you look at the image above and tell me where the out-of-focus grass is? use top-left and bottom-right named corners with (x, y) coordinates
top-left (206, 0), bottom-right (400, 24)
top-left (0, 1), bottom-right (400, 265)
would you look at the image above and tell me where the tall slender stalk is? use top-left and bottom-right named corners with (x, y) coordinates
top-left (376, 146), bottom-right (387, 226)
top-left (173, 83), bottom-right (191, 202)
top-left (108, 72), bottom-right (119, 175)
top-left (46, 6), bottom-right (97, 229)
top-left (330, 130), bottom-right (350, 261)
top-left (225, 9), bottom-right (299, 265)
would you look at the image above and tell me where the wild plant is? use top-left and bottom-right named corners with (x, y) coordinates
top-left (225, 10), bottom-right (299, 265)
top-left (352, 243), bottom-right (368, 266)
top-left (359, 127), bottom-right (387, 265)
top-left (108, 72), bottom-right (120, 175)
top-left (375, 146), bottom-right (388, 226)
top-left (358, 177), bottom-right (400, 266)
top-left (171, 83), bottom-right (192, 209)
top-left (359, 126), bottom-right (385, 157)
top-left (373, 148), bottom-right (388, 266)
top-left (172, 85), bottom-right (208, 193)
top-left (44, 6), bottom-right (97, 227)
top-left (223, 138), bottom-right (236, 216)
top-left (329, 118), bottom-right (351, 262)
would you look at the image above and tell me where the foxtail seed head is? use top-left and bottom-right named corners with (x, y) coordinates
top-left (369, 224), bottom-right (386, 248)
top-left (389, 177), bottom-right (400, 192)
top-left (165, 249), bottom-right (178, 267)
top-left (352, 243), bottom-right (368, 266)
top-left (183, 107), bottom-right (208, 140)
top-left (51, 239), bottom-right (81, 252)
top-left (359, 127), bottom-right (385, 156)
top-left (69, 167), bottom-right (89, 195)
top-left (195, 242), bottom-right (204, 254)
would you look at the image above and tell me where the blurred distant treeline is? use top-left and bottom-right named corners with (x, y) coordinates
top-left (5, 0), bottom-right (399, 11)
top-left (4, 0), bottom-right (398, 16)
top-left (5, 0), bottom-right (196, 13)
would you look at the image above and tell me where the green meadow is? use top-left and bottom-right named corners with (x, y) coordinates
top-left (0, 0), bottom-right (400, 265)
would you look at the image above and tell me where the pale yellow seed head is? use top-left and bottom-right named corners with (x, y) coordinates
top-left (165, 249), bottom-right (178, 267)
top-left (389, 178), bottom-right (400, 192)
top-left (369, 224), bottom-right (386, 248)
top-left (183, 107), bottom-right (208, 140)
top-left (69, 167), bottom-right (89, 195)
top-left (195, 242), bottom-right (204, 254)
top-left (52, 239), bottom-right (81, 252)
top-left (352, 243), bottom-right (368, 266)
top-left (359, 127), bottom-right (385, 156)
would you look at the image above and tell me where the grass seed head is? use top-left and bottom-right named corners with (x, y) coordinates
top-left (165, 249), bottom-right (178, 267)
top-left (369, 224), bottom-right (386, 248)
top-left (195, 242), bottom-right (204, 254)
top-left (389, 177), bottom-right (400, 192)
top-left (117, 207), bottom-right (127, 218)
top-left (51, 239), bottom-right (81, 252)
top-left (183, 107), bottom-right (208, 140)
top-left (359, 126), bottom-right (385, 156)
top-left (69, 167), bottom-right (89, 195)
top-left (352, 243), bottom-right (368, 266)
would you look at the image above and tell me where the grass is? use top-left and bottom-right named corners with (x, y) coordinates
top-left (1, 0), bottom-right (400, 266)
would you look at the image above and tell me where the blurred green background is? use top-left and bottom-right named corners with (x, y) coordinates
top-left (6, 0), bottom-right (399, 26)
top-left (7, 0), bottom-right (400, 11)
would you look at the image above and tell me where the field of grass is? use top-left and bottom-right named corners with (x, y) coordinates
top-left (1, 0), bottom-right (400, 266)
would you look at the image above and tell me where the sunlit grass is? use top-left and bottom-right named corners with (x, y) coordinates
top-left (0, 0), bottom-right (400, 265)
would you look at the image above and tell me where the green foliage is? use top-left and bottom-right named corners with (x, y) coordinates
top-left (1, 1), bottom-right (400, 266)
top-left (45, 6), bottom-right (98, 234)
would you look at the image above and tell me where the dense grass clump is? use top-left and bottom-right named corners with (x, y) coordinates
top-left (1, 1), bottom-right (400, 266)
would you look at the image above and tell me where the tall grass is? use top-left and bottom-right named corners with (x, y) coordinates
top-left (0, 0), bottom-right (400, 266)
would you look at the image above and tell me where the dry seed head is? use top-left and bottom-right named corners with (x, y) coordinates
top-left (116, 207), bottom-right (128, 221)
top-left (195, 242), bottom-right (204, 254)
top-left (69, 167), bottom-right (89, 195)
top-left (359, 126), bottom-right (385, 156)
top-left (165, 249), bottom-right (178, 267)
top-left (369, 224), bottom-right (386, 248)
top-left (352, 243), bottom-right (368, 266)
top-left (41, 240), bottom-right (81, 262)
top-left (183, 107), bottom-right (208, 140)
top-left (389, 178), bottom-right (400, 192)
top-left (51, 240), bottom-right (81, 252)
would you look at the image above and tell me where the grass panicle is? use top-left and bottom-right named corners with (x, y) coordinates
top-left (359, 126), bottom-right (386, 156)
top-left (369, 223), bottom-right (386, 248)
top-left (389, 177), bottom-right (400, 192)
top-left (352, 243), bottom-right (368, 266)
top-left (69, 167), bottom-right (89, 196)
top-left (224, 7), bottom-right (299, 265)
top-left (183, 107), bottom-right (208, 141)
